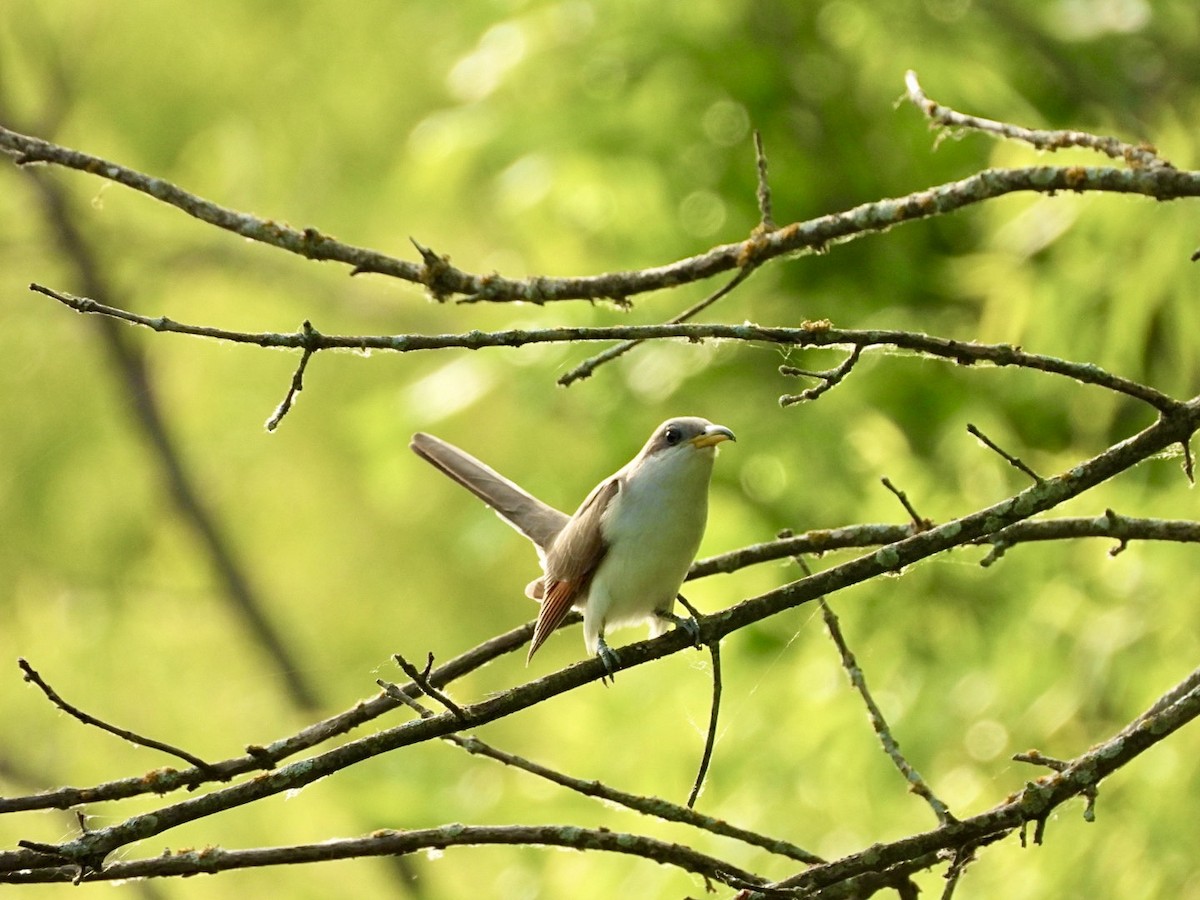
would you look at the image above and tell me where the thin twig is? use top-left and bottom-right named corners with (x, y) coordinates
top-left (778, 345), bottom-right (863, 405)
top-left (817, 600), bottom-right (955, 825)
top-left (376, 680), bottom-right (429, 715)
top-left (265, 321), bottom-right (318, 431)
top-left (904, 70), bottom-right (1171, 170)
top-left (754, 130), bottom-right (775, 230)
top-left (676, 594), bottom-right (723, 810)
top-left (462, 732), bottom-right (819, 864)
top-left (880, 477), bottom-right (932, 531)
top-left (690, 640), bottom-right (721, 810)
top-left (17, 659), bottom-right (218, 776)
top-left (558, 266), bottom-right (756, 386)
top-left (940, 847), bottom-right (975, 900)
top-left (391, 652), bottom-right (469, 723)
top-left (966, 423), bottom-right (1043, 483)
top-left (379, 679), bottom-right (823, 865)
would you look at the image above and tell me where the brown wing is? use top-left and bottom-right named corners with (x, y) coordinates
top-left (526, 477), bottom-right (619, 661)
top-left (411, 432), bottom-right (569, 551)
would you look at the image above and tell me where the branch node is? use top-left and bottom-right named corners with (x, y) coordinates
top-left (1101, 509), bottom-right (1130, 557)
top-left (300, 226), bottom-right (331, 258)
top-left (978, 538), bottom-right (1008, 568)
top-left (410, 237), bottom-right (455, 302)
top-left (1015, 750), bottom-right (1099, 822)
top-left (244, 745), bottom-right (277, 769)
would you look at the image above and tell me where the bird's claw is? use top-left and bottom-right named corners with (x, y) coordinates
top-left (596, 637), bottom-right (620, 684)
top-left (659, 610), bottom-right (703, 648)
top-left (678, 614), bottom-right (702, 647)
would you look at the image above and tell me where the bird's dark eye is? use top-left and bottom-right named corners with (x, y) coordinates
top-left (665, 426), bottom-right (682, 445)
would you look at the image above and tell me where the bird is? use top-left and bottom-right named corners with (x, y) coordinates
top-left (410, 417), bottom-right (735, 675)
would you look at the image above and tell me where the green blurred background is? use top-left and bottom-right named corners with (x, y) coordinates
top-left (3, 2), bottom-right (1199, 897)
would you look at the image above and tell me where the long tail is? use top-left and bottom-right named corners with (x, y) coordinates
top-left (410, 433), bottom-right (568, 551)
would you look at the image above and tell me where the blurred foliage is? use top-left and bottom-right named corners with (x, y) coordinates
top-left (2, 1), bottom-right (1200, 898)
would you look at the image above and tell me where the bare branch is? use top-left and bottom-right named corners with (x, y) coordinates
top-left (264, 321), bottom-right (318, 432)
top-left (557, 130), bottom-right (777, 384)
top-left (30, 283), bottom-right (1183, 414)
top-left (557, 265), bottom-right (757, 386)
top-left (818, 602), bottom-right (954, 825)
top-left (690, 514), bottom-right (1200, 580)
top-left (778, 346), bottom-right (863, 406)
top-left (904, 70), bottom-right (1171, 170)
top-left (378, 669), bottom-right (821, 866)
top-left (975, 511), bottom-right (1200, 567)
top-left (880, 477), bottom-right (933, 531)
top-left (6, 125), bottom-right (1200, 305)
top-left (559, 272), bottom-right (752, 385)
top-left (17, 659), bottom-right (217, 776)
top-left (688, 524), bottom-right (920, 578)
top-left (675, 594), bottom-right (723, 811)
top-left (753, 129), bottom-right (775, 231)
top-left (967, 423), bottom-right (1043, 483)
top-left (390, 652), bottom-right (468, 723)
top-left (4, 824), bottom-right (767, 887)
top-left (468, 736), bottom-right (820, 865)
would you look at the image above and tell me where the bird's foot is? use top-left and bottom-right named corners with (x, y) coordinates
top-left (596, 636), bottom-right (620, 684)
top-left (658, 610), bottom-right (702, 648)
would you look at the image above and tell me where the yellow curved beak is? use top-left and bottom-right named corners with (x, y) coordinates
top-left (691, 425), bottom-right (736, 449)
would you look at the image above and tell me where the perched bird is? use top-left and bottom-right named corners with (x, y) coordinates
top-left (411, 417), bottom-right (735, 674)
